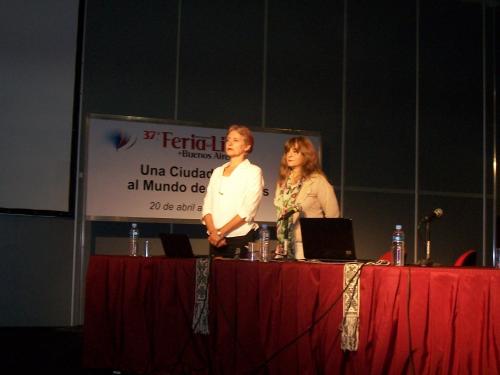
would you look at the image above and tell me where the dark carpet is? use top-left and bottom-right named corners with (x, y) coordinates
top-left (0, 326), bottom-right (117, 374)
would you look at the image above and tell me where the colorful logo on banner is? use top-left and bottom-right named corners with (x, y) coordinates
top-left (108, 130), bottom-right (137, 150)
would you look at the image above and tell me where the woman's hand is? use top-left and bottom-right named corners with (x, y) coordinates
top-left (275, 243), bottom-right (286, 256)
top-left (208, 231), bottom-right (226, 247)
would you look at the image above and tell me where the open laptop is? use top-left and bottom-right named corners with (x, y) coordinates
top-left (300, 218), bottom-right (357, 262)
top-left (159, 233), bottom-right (195, 258)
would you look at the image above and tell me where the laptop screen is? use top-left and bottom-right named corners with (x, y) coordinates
top-left (159, 233), bottom-right (195, 258)
top-left (300, 218), bottom-right (356, 261)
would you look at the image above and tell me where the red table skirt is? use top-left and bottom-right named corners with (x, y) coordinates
top-left (83, 255), bottom-right (500, 374)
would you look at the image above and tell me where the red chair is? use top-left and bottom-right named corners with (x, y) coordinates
top-left (453, 249), bottom-right (476, 267)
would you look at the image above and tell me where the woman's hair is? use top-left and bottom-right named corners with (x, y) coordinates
top-left (227, 124), bottom-right (254, 154)
top-left (278, 136), bottom-right (324, 186)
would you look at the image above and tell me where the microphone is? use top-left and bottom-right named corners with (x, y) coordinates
top-left (278, 208), bottom-right (299, 221)
top-left (419, 208), bottom-right (444, 225)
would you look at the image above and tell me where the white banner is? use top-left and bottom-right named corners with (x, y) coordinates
top-left (85, 115), bottom-right (321, 222)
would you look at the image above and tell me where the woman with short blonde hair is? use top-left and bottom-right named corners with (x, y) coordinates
top-left (202, 125), bottom-right (264, 258)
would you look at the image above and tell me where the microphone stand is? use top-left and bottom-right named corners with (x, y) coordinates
top-left (283, 225), bottom-right (290, 258)
top-left (278, 209), bottom-right (297, 260)
top-left (419, 221), bottom-right (434, 266)
top-left (275, 212), bottom-right (290, 260)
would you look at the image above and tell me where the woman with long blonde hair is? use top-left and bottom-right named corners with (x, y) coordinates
top-left (274, 136), bottom-right (339, 259)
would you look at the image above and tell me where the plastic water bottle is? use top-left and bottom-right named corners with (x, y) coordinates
top-left (129, 223), bottom-right (139, 256)
top-left (259, 224), bottom-right (270, 262)
top-left (391, 225), bottom-right (405, 266)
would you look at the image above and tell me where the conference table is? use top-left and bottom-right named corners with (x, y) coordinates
top-left (83, 255), bottom-right (500, 375)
